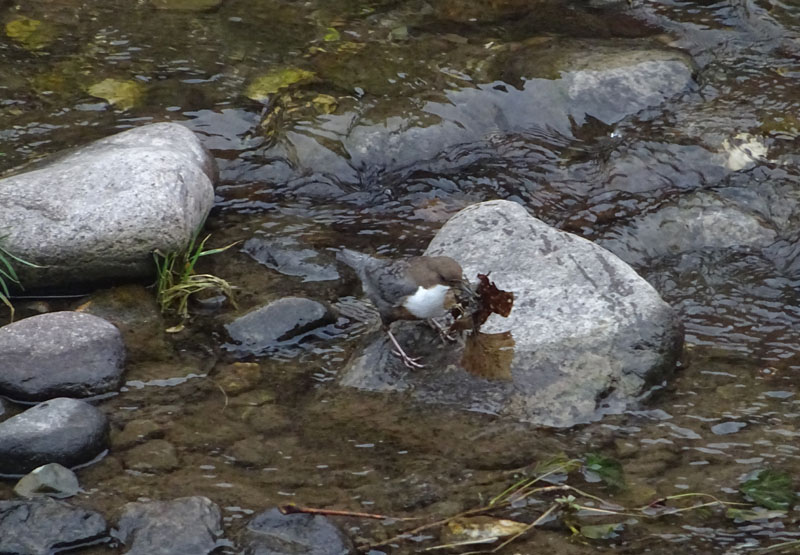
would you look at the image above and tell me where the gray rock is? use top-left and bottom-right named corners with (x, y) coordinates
top-left (225, 297), bottom-right (336, 355)
top-left (0, 498), bottom-right (107, 554)
top-left (0, 122), bottom-right (216, 288)
top-left (241, 507), bottom-right (354, 555)
top-left (112, 496), bottom-right (224, 555)
top-left (340, 200), bottom-right (683, 427)
top-left (14, 463), bottom-right (81, 499)
top-left (0, 397), bottom-right (109, 475)
top-left (0, 311), bottom-right (125, 402)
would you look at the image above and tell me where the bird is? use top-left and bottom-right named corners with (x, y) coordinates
top-left (337, 248), bottom-right (473, 368)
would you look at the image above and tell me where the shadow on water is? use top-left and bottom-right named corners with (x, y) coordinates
top-left (2, 0), bottom-right (800, 551)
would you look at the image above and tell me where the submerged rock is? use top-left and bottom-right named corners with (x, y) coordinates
top-left (598, 191), bottom-right (778, 267)
top-left (0, 122), bottom-right (216, 288)
top-left (224, 297), bottom-right (337, 355)
top-left (0, 498), bottom-right (107, 554)
top-left (340, 200), bottom-right (683, 427)
top-left (122, 439), bottom-right (180, 473)
top-left (240, 507), bottom-right (354, 555)
top-left (112, 496), bottom-right (224, 555)
top-left (255, 40), bottom-right (694, 200)
top-left (0, 311), bottom-right (125, 402)
top-left (0, 397), bottom-right (109, 475)
top-left (243, 236), bottom-right (339, 282)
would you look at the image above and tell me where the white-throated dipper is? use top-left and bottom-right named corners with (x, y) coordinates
top-left (337, 248), bottom-right (472, 368)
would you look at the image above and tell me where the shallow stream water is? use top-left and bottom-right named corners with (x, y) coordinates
top-left (2, 0), bottom-right (800, 552)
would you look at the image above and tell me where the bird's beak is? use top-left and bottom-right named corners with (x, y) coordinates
top-left (458, 277), bottom-right (478, 299)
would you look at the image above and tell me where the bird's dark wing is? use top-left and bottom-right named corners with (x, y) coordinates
top-left (363, 259), bottom-right (418, 307)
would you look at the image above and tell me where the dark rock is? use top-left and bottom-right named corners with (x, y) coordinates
top-left (13, 463), bottom-right (81, 499)
top-left (225, 297), bottom-right (336, 355)
top-left (341, 200), bottom-right (683, 427)
top-left (0, 397), bottom-right (109, 476)
top-left (122, 439), bottom-right (180, 472)
top-left (0, 122), bottom-right (216, 288)
top-left (112, 496), bottom-right (224, 555)
top-left (0, 498), bottom-right (107, 554)
top-left (240, 507), bottom-right (355, 555)
top-left (0, 311), bottom-right (125, 402)
top-left (243, 236), bottom-right (339, 282)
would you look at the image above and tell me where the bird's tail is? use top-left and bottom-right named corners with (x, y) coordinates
top-left (336, 248), bottom-right (370, 272)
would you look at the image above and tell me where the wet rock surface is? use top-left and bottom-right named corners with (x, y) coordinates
top-left (0, 122), bottom-right (216, 288)
top-left (225, 297), bottom-right (337, 355)
top-left (0, 397), bottom-right (109, 475)
top-left (0, 311), bottom-right (125, 402)
top-left (112, 496), bottom-right (224, 555)
top-left (0, 498), bottom-right (107, 554)
top-left (240, 507), bottom-right (355, 555)
top-left (341, 200), bottom-right (683, 427)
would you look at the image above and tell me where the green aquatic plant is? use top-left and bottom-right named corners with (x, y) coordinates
top-left (153, 233), bottom-right (238, 325)
top-left (0, 240), bottom-right (43, 322)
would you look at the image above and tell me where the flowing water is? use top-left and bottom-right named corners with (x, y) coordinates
top-left (2, 0), bottom-right (800, 552)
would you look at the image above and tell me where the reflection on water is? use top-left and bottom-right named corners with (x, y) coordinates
top-left (2, 0), bottom-right (800, 551)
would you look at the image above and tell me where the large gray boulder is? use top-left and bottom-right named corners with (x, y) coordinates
top-left (0, 122), bottom-right (216, 288)
top-left (0, 311), bottom-right (125, 402)
top-left (340, 200), bottom-right (683, 427)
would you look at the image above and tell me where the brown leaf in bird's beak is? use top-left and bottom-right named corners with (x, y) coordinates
top-left (449, 273), bottom-right (514, 333)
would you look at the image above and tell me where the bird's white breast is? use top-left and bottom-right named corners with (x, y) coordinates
top-left (402, 284), bottom-right (450, 318)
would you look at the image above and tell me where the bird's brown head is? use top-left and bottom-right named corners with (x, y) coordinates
top-left (408, 256), bottom-right (464, 287)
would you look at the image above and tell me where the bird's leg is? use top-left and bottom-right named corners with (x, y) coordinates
top-left (386, 328), bottom-right (425, 368)
top-left (428, 317), bottom-right (458, 343)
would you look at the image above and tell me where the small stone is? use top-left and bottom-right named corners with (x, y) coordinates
top-left (14, 463), bottom-right (80, 499)
top-left (241, 404), bottom-right (293, 434)
top-left (215, 362), bottom-right (262, 396)
top-left (228, 437), bottom-right (277, 467)
top-left (112, 419), bottom-right (163, 449)
top-left (123, 439), bottom-right (179, 472)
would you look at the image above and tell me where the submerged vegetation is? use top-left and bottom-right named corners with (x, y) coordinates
top-left (153, 232), bottom-right (238, 325)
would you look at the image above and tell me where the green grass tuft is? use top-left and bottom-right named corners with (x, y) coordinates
top-left (153, 232), bottom-right (238, 322)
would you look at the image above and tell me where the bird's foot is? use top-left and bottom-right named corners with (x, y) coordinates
top-left (428, 317), bottom-right (458, 343)
top-left (387, 329), bottom-right (425, 368)
top-left (391, 348), bottom-right (425, 368)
